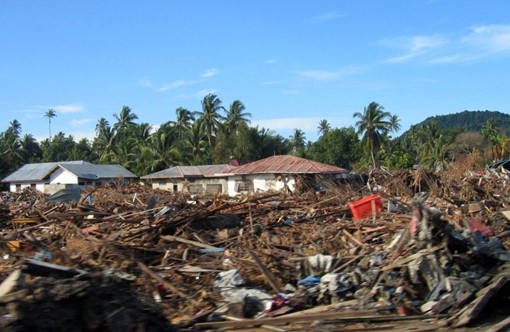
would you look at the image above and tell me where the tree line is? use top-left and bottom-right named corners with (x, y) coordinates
top-left (0, 94), bottom-right (508, 181)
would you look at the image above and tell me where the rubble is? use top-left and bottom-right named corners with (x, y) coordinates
top-left (1, 164), bottom-right (510, 331)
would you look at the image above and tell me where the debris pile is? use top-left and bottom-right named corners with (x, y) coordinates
top-left (1, 165), bottom-right (510, 331)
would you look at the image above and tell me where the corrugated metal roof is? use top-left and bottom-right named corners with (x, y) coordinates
top-left (60, 164), bottom-right (138, 179)
top-left (2, 161), bottom-right (137, 183)
top-left (224, 155), bottom-right (347, 175)
top-left (141, 164), bottom-right (236, 179)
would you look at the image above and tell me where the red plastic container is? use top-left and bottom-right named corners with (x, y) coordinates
top-left (349, 194), bottom-right (383, 220)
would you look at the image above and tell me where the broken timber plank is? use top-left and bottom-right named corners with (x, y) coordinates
top-left (486, 316), bottom-right (510, 332)
top-left (160, 235), bottom-right (217, 249)
top-left (453, 276), bottom-right (507, 327)
top-left (247, 248), bottom-right (283, 293)
top-left (194, 312), bottom-right (447, 330)
top-left (136, 261), bottom-right (196, 304)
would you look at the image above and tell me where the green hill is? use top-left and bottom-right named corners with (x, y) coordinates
top-left (413, 110), bottom-right (510, 135)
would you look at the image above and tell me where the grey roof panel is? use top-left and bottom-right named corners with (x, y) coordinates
top-left (141, 164), bottom-right (235, 179)
top-left (2, 161), bottom-right (137, 183)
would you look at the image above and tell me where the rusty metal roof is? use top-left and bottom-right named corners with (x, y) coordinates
top-left (141, 164), bottom-right (236, 180)
top-left (225, 155), bottom-right (347, 175)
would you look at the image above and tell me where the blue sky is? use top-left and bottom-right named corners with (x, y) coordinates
top-left (1, 1), bottom-right (509, 143)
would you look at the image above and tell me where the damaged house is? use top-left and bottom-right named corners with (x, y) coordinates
top-left (2, 161), bottom-right (137, 194)
top-left (141, 164), bottom-right (237, 195)
top-left (223, 155), bottom-right (348, 196)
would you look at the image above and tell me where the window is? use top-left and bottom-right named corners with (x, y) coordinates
top-left (189, 184), bottom-right (204, 193)
top-left (206, 184), bottom-right (222, 193)
top-left (235, 180), bottom-right (253, 193)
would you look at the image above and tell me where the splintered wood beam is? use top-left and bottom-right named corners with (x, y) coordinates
top-left (247, 248), bottom-right (282, 294)
top-left (453, 276), bottom-right (507, 327)
top-left (160, 235), bottom-right (217, 249)
top-left (136, 260), bottom-right (196, 304)
top-left (194, 311), bottom-right (446, 329)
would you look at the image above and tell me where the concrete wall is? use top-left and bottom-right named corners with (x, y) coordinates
top-left (9, 182), bottom-right (74, 194)
top-left (149, 178), bottom-right (229, 195)
top-left (226, 174), bottom-right (296, 197)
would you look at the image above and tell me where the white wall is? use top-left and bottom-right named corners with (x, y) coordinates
top-left (227, 174), bottom-right (296, 197)
top-left (150, 178), bottom-right (229, 194)
top-left (50, 168), bottom-right (79, 185)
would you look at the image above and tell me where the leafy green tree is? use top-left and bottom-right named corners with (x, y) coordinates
top-left (44, 109), bottom-right (56, 141)
top-left (146, 123), bottom-right (181, 172)
top-left (40, 132), bottom-right (76, 162)
top-left (379, 137), bottom-right (414, 170)
top-left (421, 135), bottom-right (451, 171)
top-left (307, 127), bottom-right (361, 169)
top-left (20, 134), bottom-right (42, 163)
top-left (353, 102), bottom-right (399, 169)
top-left (0, 122), bottom-right (24, 175)
top-left (181, 122), bottom-right (210, 165)
top-left (71, 138), bottom-right (95, 162)
top-left (481, 119), bottom-right (504, 160)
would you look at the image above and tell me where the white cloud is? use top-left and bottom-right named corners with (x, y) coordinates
top-left (70, 118), bottom-right (91, 126)
top-left (265, 59), bottom-right (279, 65)
top-left (310, 12), bottom-right (346, 24)
top-left (52, 104), bottom-right (84, 114)
top-left (298, 70), bottom-right (340, 81)
top-left (140, 77), bottom-right (198, 92)
top-left (383, 25), bottom-right (510, 64)
top-left (462, 24), bottom-right (510, 53)
top-left (158, 80), bottom-right (196, 92)
top-left (383, 35), bottom-right (448, 64)
top-left (297, 66), bottom-right (365, 81)
top-left (201, 68), bottom-right (219, 78)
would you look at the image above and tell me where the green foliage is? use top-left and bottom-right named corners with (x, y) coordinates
top-left (4, 101), bottom-right (507, 181)
top-left (353, 102), bottom-right (400, 169)
top-left (413, 110), bottom-right (510, 135)
top-left (306, 127), bottom-right (361, 169)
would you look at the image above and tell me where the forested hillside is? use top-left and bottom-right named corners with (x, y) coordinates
top-left (416, 110), bottom-right (510, 135)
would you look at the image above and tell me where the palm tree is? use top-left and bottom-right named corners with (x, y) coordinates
top-left (93, 118), bottom-right (117, 163)
top-left (113, 106), bottom-right (138, 132)
top-left (171, 107), bottom-right (196, 137)
top-left (196, 94), bottom-right (225, 147)
top-left (389, 114), bottom-right (401, 133)
top-left (225, 100), bottom-right (251, 134)
top-left (8, 120), bottom-right (22, 137)
top-left (290, 129), bottom-right (306, 154)
top-left (317, 119), bottom-right (331, 136)
top-left (148, 128), bottom-right (182, 172)
top-left (182, 122), bottom-right (209, 165)
top-left (44, 109), bottom-right (56, 141)
top-left (353, 102), bottom-right (397, 169)
top-left (20, 134), bottom-right (42, 162)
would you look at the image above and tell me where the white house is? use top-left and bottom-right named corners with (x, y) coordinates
top-left (2, 161), bottom-right (138, 194)
top-left (223, 155), bottom-right (348, 197)
top-left (141, 164), bottom-right (236, 194)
